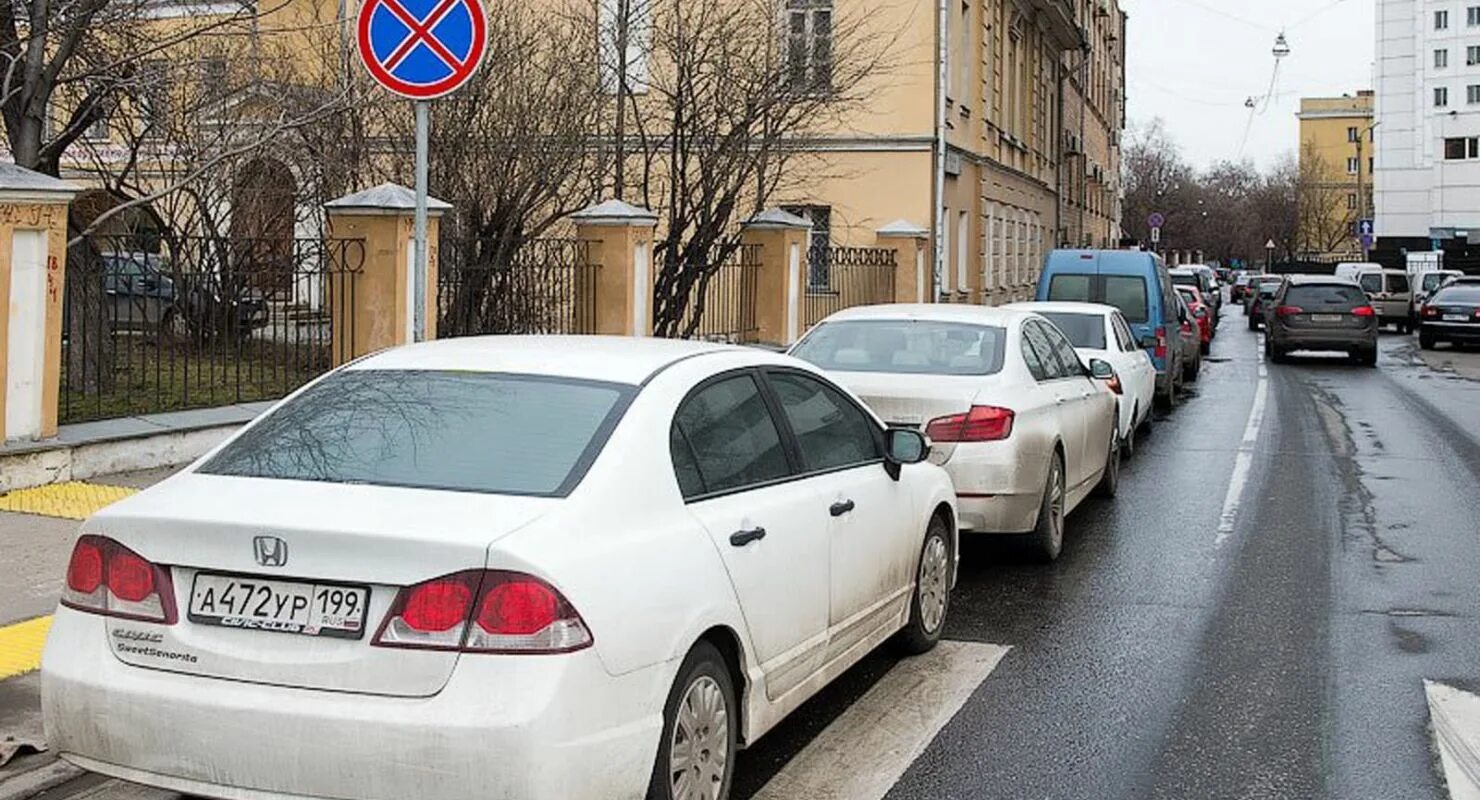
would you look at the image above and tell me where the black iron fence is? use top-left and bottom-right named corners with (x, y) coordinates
top-left (805, 245), bottom-right (898, 326)
top-left (438, 238), bottom-right (599, 337)
top-left (667, 243), bottom-right (762, 342)
top-left (61, 236), bottom-right (364, 425)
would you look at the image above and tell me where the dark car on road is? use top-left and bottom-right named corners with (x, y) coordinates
top-left (1418, 282), bottom-right (1480, 349)
top-left (1264, 276), bottom-right (1378, 366)
top-left (1246, 275), bottom-right (1285, 330)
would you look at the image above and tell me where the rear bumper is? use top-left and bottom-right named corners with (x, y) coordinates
top-left (42, 608), bottom-right (665, 800)
top-left (1270, 328), bottom-right (1377, 352)
top-left (944, 443), bottom-right (1049, 534)
top-left (1421, 322), bottom-right (1480, 340)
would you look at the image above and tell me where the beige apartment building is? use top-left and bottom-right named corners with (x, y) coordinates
top-left (1296, 91), bottom-right (1375, 259)
top-left (779, 0), bottom-right (1127, 305)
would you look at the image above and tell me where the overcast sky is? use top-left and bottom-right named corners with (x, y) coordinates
top-left (1119, 0), bottom-right (1375, 170)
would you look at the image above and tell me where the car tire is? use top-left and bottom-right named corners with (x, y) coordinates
top-left (1026, 453), bottom-right (1066, 563)
top-left (1363, 347), bottom-right (1379, 367)
top-left (1201, 340), bottom-right (1211, 356)
top-left (1189, 354), bottom-right (1202, 382)
top-left (1420, 332), bottom-right (1437, 350)
top-left (1094, 430), bottom-right (1120, 499)
top-left (1158, 375), bottom-right (1178, 412)
top-left (891, 515), bottom-right (951, 656)
top-left (647, 642), bottom-right (738, 800)
top-left (1122, 408), bottom-right (1137, 459)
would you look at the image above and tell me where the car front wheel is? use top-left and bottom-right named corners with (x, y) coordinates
top-left (648, 642), bottom-right (738, 800)
top-left (892, 515), bottom-right (951, 655)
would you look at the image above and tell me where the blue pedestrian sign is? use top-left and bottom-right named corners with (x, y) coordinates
top-left (357, 0), bottom-right (487, 99)
top-left (1357, 219), bottom-right (1374, 237)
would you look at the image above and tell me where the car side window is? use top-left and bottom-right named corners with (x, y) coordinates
top-left (1020, 323), bottom-right (1052, 381)
top-left (670, 426), bottom-right (706, 499)
top-left (672, 374), bottom-right (792, 499)
top-left (1024, 322), bottom-right (1071, 379)
top-left (768, 372), bottom-right (881, 472)
top-left (1041, 324), bottom-right (1087, 378)
top-left (1112, 314), bottom-right (1136, 352)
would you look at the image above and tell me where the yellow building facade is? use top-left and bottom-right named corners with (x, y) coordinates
top-left (1296, 91), bottom-right (1375, 259)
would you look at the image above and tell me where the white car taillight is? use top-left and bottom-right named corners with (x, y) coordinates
top-left (61, 535), bottom-right (178, 624)
top-left (372, 570), bottom-right (592, 654)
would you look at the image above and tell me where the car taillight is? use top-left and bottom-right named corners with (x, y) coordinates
top-left (1276, 305), bottom-right (1303, 317)
top-left (925, 406), bottom-right (1015, 442)
top-left (373, 570), bottom-right (592, 654)
top-left (1354, 306), bottom-right (1377, 318)
top-left (61, 535), bottom-right (177, 624)
top-left (1154, 326), bottom-right (1167, 360)
top-left (1106, 375), bottom-right (1123, 395)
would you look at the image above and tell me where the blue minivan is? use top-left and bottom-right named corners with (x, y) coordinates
top-left (1036, 249), bottom-right (1188, 408)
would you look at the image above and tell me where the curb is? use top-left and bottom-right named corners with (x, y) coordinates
top-left (1428, 681), bottom-right (1480, 800)
top-left (0, 757), bottom-right (84, 800)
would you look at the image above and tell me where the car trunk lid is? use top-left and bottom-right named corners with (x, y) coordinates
top-left (827, 371), bottom-right (1000, 465)
top-left (95, 473), bottom-right (557, 697)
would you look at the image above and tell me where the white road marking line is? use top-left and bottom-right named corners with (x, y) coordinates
top-left (1215, 337), bottom-right (1270, 545)
top-left (1427, 680), bottom-right (1480, 800)
top-left (751, 641), bottom-right (1010, 800)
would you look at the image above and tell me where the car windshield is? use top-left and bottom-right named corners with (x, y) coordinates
top-left (792, 320), bottom-right (1007, 376)
top-left (1285, 285), bottom-right (1367, 308)
top-left (1037, 312), bottom-right (1108, 349)
top-left (199, 370), bottom-right (633, 496)
top-left (1432, 286), bottom-right (1480, 304)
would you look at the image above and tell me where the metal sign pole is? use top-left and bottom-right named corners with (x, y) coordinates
top-left (413, 100), bottom-right (429, 343)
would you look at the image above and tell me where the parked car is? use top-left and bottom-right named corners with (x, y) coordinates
top-left (1231, 272), bottom-right (1257, 303)
top-left (100, 252), bottom-right (176, 333)
top-left (1413, 269), bottom-right (1464, 316)
top-left (1170, 267), bottom-right (1218, 322)
top-left (1265, 276), bottom-right (1379, 366)
top-left (1354, 267), bottom-right (1413, 332)
top-left (81, 251), bottom-right (271, 340)
top-left (1037, 249), bottom-right (1186, 409)
top-left (41, 336), bottom-right (958, 800)
top-left (1190, 265), bottom-right (1223, 313)
top-left (1175, 285), bottom-right (1214, 354)
top-left (1008, 301), bottom-right (1157, 457)
top-left (1247, 275), bottom-right (1285, 329)
top-left (1335, 261), bottom-right (1383, 284)
top-left (1418, 282), bottom-right (1480, 349)
top-left (790, 304), bottom-right (1120, 562)
top-left (1173, 292), bottom-right (1202, 383)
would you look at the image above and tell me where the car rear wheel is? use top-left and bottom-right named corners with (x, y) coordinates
top-left (648, 642), bottom-right (737, 800)
top-left (1420, 331), bottom-right (1437, 350)
top-left (1094, 430), bottom-right (1120, 499)
top-left (892, 515), bottom-right (951, 655)
top-left (1362, 347), bottom-right (1378, 367)
top-left (1247, 314), bottom-right (1259, 331)
top-left (1122, 406), bottom-right (1138, 458)
top-left (1026, 454), bottom-right (1066, 563)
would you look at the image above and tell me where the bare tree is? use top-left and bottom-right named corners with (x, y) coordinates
top-left (1296, 141), bottom-right (1359, 257)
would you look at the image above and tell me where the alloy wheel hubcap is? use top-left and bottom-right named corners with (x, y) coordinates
top-left (669, 675), bottom-right (729, 800)
top-left (918, 534), bottom-right (949, 634)
top-left (1051, 466), bottom-right (1065, 542)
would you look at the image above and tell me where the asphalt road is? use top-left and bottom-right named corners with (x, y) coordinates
top-left (3, 313), bottom-right (1479, 800)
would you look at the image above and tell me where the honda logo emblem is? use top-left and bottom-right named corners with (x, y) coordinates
top-left (252, 536), bottom-right (288, 568)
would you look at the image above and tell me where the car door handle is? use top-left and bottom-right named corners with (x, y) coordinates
top-left (830, 499), bottom-right (856, 517)
top-left (729, 527), bottom-right (767, 547)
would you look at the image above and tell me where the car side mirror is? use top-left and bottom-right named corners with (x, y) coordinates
top-left (884, 429), bottom-right (930, 480)
top-left (1088, 358), bottom-right (1115, 380)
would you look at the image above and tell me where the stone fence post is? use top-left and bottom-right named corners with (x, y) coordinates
top-left (571, 200), bottom-right (659, 337)
top-left (741, 209), bottom-right (811, 347)
top-left (0, 164), bottom-right (77, 442)
top-left (876, 220), bottom-right (932, 305)
top-left (324, 183), bottom-right (448, 364)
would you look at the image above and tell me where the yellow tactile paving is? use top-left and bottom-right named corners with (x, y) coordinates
top-left (0, 616), bottom-right (53, 680)
top-left (0, 481), bottom-right (138, 521)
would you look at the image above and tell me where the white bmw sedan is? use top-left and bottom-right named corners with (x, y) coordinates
top-left (1008, 302), bottom-right (1157, 456)
top-left (790, 305), bottom-right (1119, 562)
top-left (41, 336), bottom-right (957, 800)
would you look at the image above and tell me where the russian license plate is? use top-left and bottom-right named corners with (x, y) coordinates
top-left (189, 573), bottom-right (369, 638)
top-left (1312, 314), bottom-right (1342, 323)
top-left (1444, 314), bottom-right (1469, 322)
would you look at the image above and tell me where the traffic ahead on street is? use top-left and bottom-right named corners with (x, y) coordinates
top-left (5, 256), bottom-right (1480, 800)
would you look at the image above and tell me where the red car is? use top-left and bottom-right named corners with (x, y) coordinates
top-left (1177, 285), bottom-right (1213, 355)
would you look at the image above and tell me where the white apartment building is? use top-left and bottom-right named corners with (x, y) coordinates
top-left (1375, 0), bottom-right (1480, 248)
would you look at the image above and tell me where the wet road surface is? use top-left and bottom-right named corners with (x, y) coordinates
top-left (3, 314), bottom-right (1479, 800)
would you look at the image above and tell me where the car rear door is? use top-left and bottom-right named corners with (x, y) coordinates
top-left (1023, 321), bottom-right (1092, 490)
top-left (673, 372), bottom-right (831, 701)
top-left (1041, 321), bottom-right (1110, 494)
top-left (762, 369), bottom-right (915, 665)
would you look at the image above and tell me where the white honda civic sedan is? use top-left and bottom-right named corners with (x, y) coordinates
top-left (41, 336), bottom-right (957, 800)
top-left (790, 305), bottom-right (1119, 562)
top-left (1008, 302), bottom-right (1157, 457)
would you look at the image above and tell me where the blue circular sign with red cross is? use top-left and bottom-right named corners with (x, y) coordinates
top-left (357, 0), bottom-right (486, 99)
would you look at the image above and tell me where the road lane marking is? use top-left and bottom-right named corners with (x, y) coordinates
top-left (1216, 338), bottom-right (1270, 545)
top-left (1428, 680), bottom-right (1480, 800)
top-left (0, 615), bottom-right (53, 680)
top-left (0, 482), bottom-right (136, 521)
top-left (751, 641), bottom-right (1009, 800)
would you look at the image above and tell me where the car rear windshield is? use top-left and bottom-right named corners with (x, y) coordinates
top-left (1359, 274), bottom-right (1382, 293)
top-left (1422, 274), bottom-right (1451, 292)
top-left (1103, 276), bottom-right (1150, 323)
top-left (792, 320), bottom-right (1007, 376)
top-left (1037, 312), bottom-right (1107, 349)
top-left (1170, 273), bottom-right (1198, 287)
top-left (1048, 274), bottom-right (1093, 303)
top-left (1388, 274), bottom-right (1410, 293)
top-left (199, 370), bottom-right (633, 496)
top-left (1284, 285), bottom-right (1368, 308)
top-left (1432, 286), bottom-right (1480, 304)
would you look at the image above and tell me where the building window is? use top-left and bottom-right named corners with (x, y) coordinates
top-left (1469, 45), bottom-right (1480, 65)
top-left (138, 60), bottom-right (170, 138)
top-left (786, 0), bottom-right (833, 94)
top-left (1436, 86), bottom-right (1450, 107)
top-left (956, 209), bottom-right (969, 293)
top-left (85, 109), bottom-right (109, 141)
top-left (1437, 48), bottom-right (1450, 68)
top-left (783, 205), bottom-right (833, 290)
top-left (1469, 5), bottom-right (1480, 25)
top-left (1437, 9), bottom-right (1450, 29)
top-left (1470, 84), bottom-right (1480, 104)
top-left (1443, 136), bottom-right (1480, 159)
top-left (1347, 126), bottom-right (1359, 142)
top-left (1347, 157), bottom-right (1360, 174)
top-left (1347, 193), bottom-right (1358, 210)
